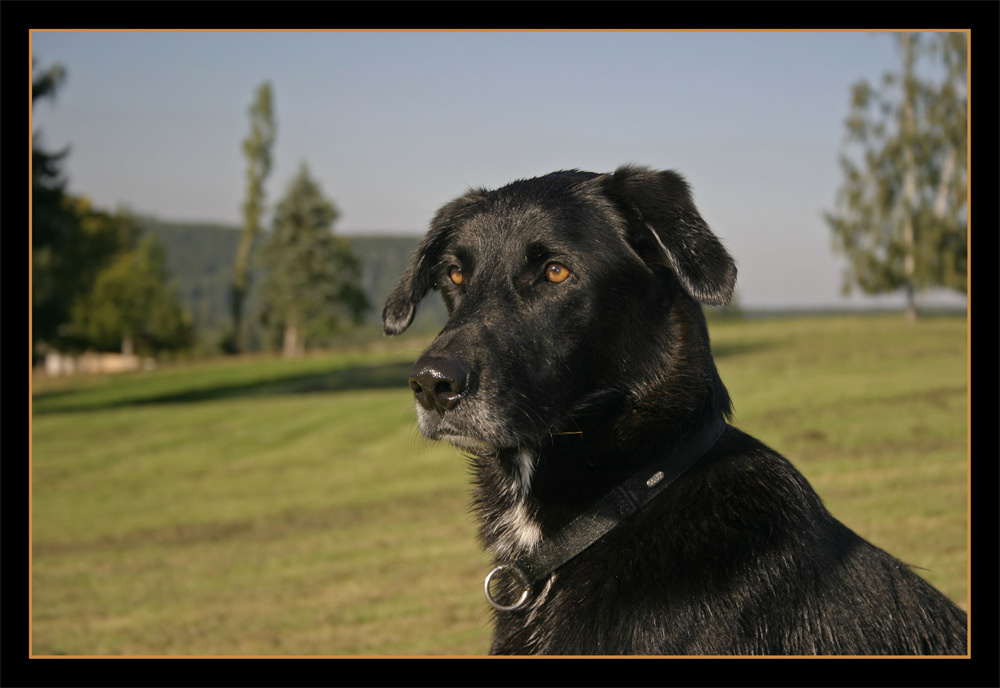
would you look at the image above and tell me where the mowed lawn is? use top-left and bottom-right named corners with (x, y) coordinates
top-left (30, 314), bottom-right (968, 656)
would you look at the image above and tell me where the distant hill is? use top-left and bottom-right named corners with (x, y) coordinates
top-left (137, 217), bottom-right (448, 350)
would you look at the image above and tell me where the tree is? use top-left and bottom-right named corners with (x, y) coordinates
top-left (824, 32), bottom-right (967, 320)
top-left (32, 62), bottom-right (133, 357)
top-left (71, 231), bottom-right (194, 356)
top-left (31, 61), bottom-right (192, 361)
top-left (257, 164), bottom-right (369, 358)
top-left (32, 60), bottom-right (79, 356)
top-left (228, 81), bottom-right (276, 353)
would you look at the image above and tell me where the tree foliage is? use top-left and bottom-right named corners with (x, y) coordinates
top-left (257, 165), bottom-right (370, 358)
top-left (824, 32), bottom-right (967, 319)
top-left (32, 60), bottom-right (79, 353)
top-left (32, 60), bottom-right (193, 360)
top-left (71, 232), bottom-right (194, 355)
top-left (228, 81), bottom-right (276, 353)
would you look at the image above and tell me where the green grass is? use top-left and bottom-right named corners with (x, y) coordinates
top-left (711, 315), bottom-right (968, 606)
top-left (30, 314), bottom-right (968, 655)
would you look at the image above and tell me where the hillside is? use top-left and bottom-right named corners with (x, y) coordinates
top-left (138, 218), bottom-right (448, 349)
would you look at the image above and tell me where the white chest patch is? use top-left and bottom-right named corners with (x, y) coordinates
top-left (491, 499), bottom-right (543, 558)
top-left (513, 448), bottom-right (535, 496)
top-left (485, 447), bottom-right (543, 558)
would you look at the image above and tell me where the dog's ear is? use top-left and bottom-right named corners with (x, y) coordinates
top-left (382, 189), bottom-right (486, 335)
top-left (600, 165), bottom-right (736, 307)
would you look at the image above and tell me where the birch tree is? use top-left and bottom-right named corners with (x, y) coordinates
top-left (825, 32), bottom-right (967, 320)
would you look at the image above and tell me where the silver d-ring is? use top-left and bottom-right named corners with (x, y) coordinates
top-left (484, 565), bottom-right (531, 611)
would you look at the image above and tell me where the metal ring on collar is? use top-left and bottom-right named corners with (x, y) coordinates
top-left (484, 565), bottom-right (531, 612)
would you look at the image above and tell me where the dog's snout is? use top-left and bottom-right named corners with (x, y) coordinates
top-left (409, 358), bottom-right (472, 414)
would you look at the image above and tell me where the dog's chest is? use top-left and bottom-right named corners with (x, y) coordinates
top-left (489, 498), bottom-right (542, 559)
top-left (476, 449), bottom-right (546, 559)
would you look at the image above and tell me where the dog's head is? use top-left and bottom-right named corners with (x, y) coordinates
top-left (383, 165), bottom-right (736, 454)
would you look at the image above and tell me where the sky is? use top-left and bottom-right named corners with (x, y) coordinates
top-left (30, 30), bottom-right (968, 310)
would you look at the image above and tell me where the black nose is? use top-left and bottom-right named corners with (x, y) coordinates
top-left (409, 357), bottom-right (472, 414)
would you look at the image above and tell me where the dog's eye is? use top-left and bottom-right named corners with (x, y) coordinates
top-left (448, 266), bottom-right (464, 286)
top-left (545, 263), bottom-right (571, 284)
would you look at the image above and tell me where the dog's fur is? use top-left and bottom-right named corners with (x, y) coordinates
top-left (382, 165), bottom-right (968, 655)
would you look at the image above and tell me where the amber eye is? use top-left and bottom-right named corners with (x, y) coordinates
top-left (545, 262), bottom-right (571, 284)
top-left (448, 266), bottom-right (464, 286)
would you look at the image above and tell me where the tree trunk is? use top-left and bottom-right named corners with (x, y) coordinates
top-left (230, 233), bottom-right (254, 353)
top-left (933, 146), bottom-right (957, 219)
top-left (282, 321), bottom-right (303, 359)
top-left (904, 284), bottom-right (917, 323)
top-left (900, 33), bottom-right (919, 321)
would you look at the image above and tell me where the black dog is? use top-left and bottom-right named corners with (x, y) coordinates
top-left (382, 165), bottom-right (967, 655)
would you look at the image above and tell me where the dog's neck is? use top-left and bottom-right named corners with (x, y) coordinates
top-left (470, 390), bottom-right (725, 562)
top-left (470, 300), bottom-right (731, 562)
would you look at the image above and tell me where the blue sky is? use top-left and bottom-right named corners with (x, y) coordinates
top-left (30, 30), bottom-right (967, 309)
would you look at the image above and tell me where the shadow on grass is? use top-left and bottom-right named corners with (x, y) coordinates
top-left (32, 361), bottom-right (415, 415)
top-left (34, 338), bottom-right (775, 415)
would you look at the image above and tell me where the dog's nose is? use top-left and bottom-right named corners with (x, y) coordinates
top-left (409, 357), bottom-right (471, 414)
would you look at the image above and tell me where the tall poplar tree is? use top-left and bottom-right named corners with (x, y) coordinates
top-left (258, 164), bottom-right (369, 358)
top-left (824, 32), bottom-right (967, 320)
top-left (229, 81), bottom-right (276, 352)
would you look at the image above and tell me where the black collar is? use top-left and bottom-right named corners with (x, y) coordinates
top-left (484, 414), bottom-right (728, 611)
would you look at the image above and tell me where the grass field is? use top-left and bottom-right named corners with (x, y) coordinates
top-left (30, 314), bottom-right (969, 656)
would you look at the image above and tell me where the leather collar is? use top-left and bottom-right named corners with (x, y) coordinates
top-left (485, 414), bottom-right (728, 612)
